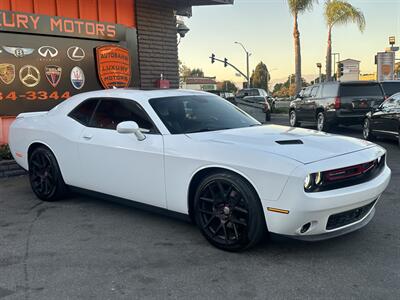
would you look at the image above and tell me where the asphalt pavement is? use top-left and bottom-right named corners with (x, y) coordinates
top-left (0, 107), bottom-right (399, 299)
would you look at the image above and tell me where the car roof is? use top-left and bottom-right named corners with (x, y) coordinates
top-left (76, 88), bottom-right (209, 103)
top-left (379, 80), bottom-right (400, 83)
top-left (48, 89), bottom-right (212, 116)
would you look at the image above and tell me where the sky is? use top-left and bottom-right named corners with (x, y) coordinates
top-left (178, 0), bottom-right (400, 86)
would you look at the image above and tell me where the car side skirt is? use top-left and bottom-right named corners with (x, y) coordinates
top-left (69, 186), bottom-right (192, 223)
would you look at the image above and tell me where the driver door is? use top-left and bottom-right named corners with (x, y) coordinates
top-left (77, 98), bottom-right (166, 208)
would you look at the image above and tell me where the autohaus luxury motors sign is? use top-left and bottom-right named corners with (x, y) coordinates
top-left (0, 10), bottom-right (139, 116)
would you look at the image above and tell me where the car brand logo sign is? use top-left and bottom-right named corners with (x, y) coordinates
top-left (45, 65), bottom-right (62, 88)
top-left (67, 46), bottom-right (85, 61)
top-left (70, 66), bottom-right (85, 90)
top-left (38, 46), bottom-right (58, 58)
top-left (19, 65), bottom-right (40, 87)
top-left (0, 63), bottom-right (15, 85)
top-left (96, 44), bottom-right (131, 89)
top-left (2, 46), bottom-right (34, 58)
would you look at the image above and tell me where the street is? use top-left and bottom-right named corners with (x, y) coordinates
top-left (0, 106), bottom-right (399, 299)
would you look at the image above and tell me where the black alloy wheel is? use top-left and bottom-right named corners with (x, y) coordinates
top-left (289, 110), bottom-right (299, 127)
top-left (194, 172), bottom-right (266, 251)
top-left (363, 118), bottom-right (375, 141)
top-left (29, 147), bottom-right (68, 201)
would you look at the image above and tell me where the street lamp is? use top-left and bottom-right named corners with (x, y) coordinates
top-left (235, 41), bottom-right (251, 88)
top-left (316, 63), bottom-right (322, 83)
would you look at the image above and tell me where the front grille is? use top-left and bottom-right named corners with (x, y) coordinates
top-left (309, 155), bottom-right (385, 193)
top-left (326, 200), bottom-right (376, 230)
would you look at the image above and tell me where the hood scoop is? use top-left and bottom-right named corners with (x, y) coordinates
top-left (275, 139), bottom-right (304, 145)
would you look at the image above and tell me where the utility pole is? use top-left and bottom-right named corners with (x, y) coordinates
top-left (235, 41), bottom-right (251, 88)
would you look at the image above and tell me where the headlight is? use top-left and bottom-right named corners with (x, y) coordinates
top-left (315, 172), bottom-right (322, 185)
top-left (304, 172), bottom-right (323, 191)
top-left (304, 174), bottom-right (313, 190)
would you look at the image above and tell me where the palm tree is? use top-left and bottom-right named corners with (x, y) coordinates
top-left (324, 0), bottom-right (365, 81)
top-left (288, 0), bottom-right (317, 94)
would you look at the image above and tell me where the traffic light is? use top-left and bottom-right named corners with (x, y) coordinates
top-left (211, 53), bottom-right (215, 64)
top-left (224, 58), bottom-right (228, 67)
top-left (338, 63), bottom-right (344, 77)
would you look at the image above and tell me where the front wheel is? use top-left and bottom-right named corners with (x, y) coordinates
top-left (289, 110), bottom-right (300, 127)
top-left (29, 147), bottom-right (68, 201)
top-left (194, 172), bottom-right (266, 251)
top-left (363, 118), bottom-right (375, 141)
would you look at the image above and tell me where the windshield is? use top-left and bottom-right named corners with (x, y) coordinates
top-left (149, 95), bottom-right (260, 134)
top-left (381, 82), bottom-right (400, 97)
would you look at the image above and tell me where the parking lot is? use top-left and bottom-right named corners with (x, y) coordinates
top-left (0, 105), bottom-right (399, 299)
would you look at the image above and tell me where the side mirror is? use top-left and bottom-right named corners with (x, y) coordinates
top-left (117, 121), bottom-right (146, 141)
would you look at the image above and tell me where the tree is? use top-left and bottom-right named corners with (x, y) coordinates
top-left (324, 0), bottom-right (365, 81)
top-left (288, 0), bottom-right (317, 94)
top-left (218, 80), bottom-right (238, 93)
top-left (272, 74), bottom-right (309, 97)
top-left (190, 68), bottom-right (204, 77)
top-left (250, 62), bottom-right (271, 92)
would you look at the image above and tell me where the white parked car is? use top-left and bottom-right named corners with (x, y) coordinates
top-left (9, 89), bottom-right (391, 251)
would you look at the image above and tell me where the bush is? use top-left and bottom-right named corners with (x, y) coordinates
top-left (0, 144), bottom-right (13, 161)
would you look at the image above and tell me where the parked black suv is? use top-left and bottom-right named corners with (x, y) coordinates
top-left (289, 81), bottom-right (385, 131)
top-left (380, 81), bottom-right (400, 98)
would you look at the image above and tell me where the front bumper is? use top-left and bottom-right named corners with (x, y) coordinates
top-left (262, 149), bottom-right (391, 240)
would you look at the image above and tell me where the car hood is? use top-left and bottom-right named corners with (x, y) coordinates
top-left (186, 125), bottom-right (376, 164)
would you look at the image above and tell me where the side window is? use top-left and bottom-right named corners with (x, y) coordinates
top-left (68, 99), bottom-right (99, 126)
top-left (252, 89), bottom-right (260, 96)
top-left (322, 84), bottom-right (339, 97)
top-left (311, 86), bottom-right (319, 98)
top-left (90, 99), bottom-right (155, 132)
top-left (303, 87), bottom-right (312, 98)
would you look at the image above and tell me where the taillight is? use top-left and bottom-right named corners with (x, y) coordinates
top-left (334, 97), bottom-right (341, 109)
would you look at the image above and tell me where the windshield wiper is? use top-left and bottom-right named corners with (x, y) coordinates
top-left (190, 127), bottom-right (232, 133)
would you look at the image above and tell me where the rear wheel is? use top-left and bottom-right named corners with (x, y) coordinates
top-left (194, 172), bottom-right (266, 251)
top-left (265, 110), bottom-right (271, 122)
top-left (363, 118), bottom-right (375, 141)
top-left (316, 112), bottom-right (329, 132)
top-left (289, 110), bottom-right (300, 127)
top-left (29, 147), bottom-right (68, 201)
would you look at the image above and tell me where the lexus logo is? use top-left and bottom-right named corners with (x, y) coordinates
top-left (67, 46), bottom-right (85, 61)
top-left (19, 65), bottom-right (41, 87)
top-left (38, 46), bottom-right (58, 58)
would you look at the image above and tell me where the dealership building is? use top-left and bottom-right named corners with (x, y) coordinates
top-left (0, 0), bottom-right (233, 144)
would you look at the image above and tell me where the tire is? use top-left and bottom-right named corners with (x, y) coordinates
top-left (316, 112), bottom-right (330, 132)
top-left (398, 128), bottom-right (400, 148)
top-left (29, 146), bottom-right (68, 201)
top-left (265, 111), bottom-right (271, 122)
top-left (363, 118), bottom-right (375, 141)
top-left (194, 172), bottom-right (266, 251)
top-left (289, 110), bottom-right (300, 127)
top-left (271, 102), bottom-right (276, 113)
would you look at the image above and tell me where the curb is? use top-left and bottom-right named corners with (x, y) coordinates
top-left (0, 160), bottom-right (27, 178)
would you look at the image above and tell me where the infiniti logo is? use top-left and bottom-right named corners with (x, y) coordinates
top-left (38, 46), bottom-right (58, 58)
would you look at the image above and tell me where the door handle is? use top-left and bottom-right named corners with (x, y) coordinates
top-left (82, 133), bottom-right (93, 140)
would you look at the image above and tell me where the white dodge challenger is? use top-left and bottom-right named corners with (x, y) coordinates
top-left (9, 89), bottom-right (391, 251)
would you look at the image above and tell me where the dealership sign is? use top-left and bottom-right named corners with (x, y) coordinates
top-left (0, 10), bottom-right (139, 116)
top-left (96, 45), bottom-right (131, 89)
